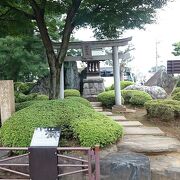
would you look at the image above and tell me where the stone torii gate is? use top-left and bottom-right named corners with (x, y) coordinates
top-left (53, 37), bottom-right (132, 109)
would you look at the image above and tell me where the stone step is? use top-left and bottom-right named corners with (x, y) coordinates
top-left (150, 153), bottom-right (180, 180)
top-left (101, 111), bottom-right (113, 116)
top-left (94, 108), bottom-right (103, 112)
top-left (124, 127), bottom-right (165, 136)
top-left (116, 121), bottom-right (143, 127)
top-left (90, 102), bottom-right (102, 107)
top-left (117, 135), bottom-right (180, 154)
top-left (110, 115), bottom-right (127, 121)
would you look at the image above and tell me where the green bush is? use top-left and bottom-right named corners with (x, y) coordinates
top-left (110, 81), bottom-right (134, 90)
top-left (172, 92), bottom-right (180, 101)
top-left (1, 99), bottom-right (123, 148)
top-left (15, 93), bottom-right (48, 103)
top-left (64, 89), bottom-right (80, 97)
top-left (172, 87), bottom-right (180, 96)
top-left (65, 96), bottom-right (92, 108)
top-left (14, 82), bottom-right (35, 94)
top-left (122, 90), bottom-right (152, 106)
top-left (97, 90), bottom-right (124, 108)
top-left (145, 99), bottom-right (180, 121)
top-left (15, 101), bottom-right (40, 111)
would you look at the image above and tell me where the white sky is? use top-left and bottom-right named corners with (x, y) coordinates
top-left (74, 0), bottom-right (180, 76)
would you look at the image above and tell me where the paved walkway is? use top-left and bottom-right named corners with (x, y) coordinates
top-left (91, 102), bottom-right (180, 180)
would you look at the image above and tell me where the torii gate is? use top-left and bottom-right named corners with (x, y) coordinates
top-left (53, 37), bottom-right (132, 109)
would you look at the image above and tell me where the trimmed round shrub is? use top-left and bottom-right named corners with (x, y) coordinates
top-left (1, 99), bottom-right (123, 148)
top-left (15, 101), bottom-right (39, 111)
top-left (97, 90), bottom-right (124, 108)
top-left (64, 89), bottom-right (80, 97)
top-left (172, 87), bottom-right (180, 96)
top-left (65, 96), bottom-right (92, 108)
top-left (110, 81), bottom-right (134, 90)
top-left (145, 99), bottom-right (180, 121)
top-left (122, 90), bottom-right (152, 106)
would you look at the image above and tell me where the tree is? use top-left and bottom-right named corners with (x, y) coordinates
top-left (0, 0), bottom-right (170, 99)
top-left (0, 36), bottom-right (48, 82)
top-left (172, 42), bottom-right (180, 56)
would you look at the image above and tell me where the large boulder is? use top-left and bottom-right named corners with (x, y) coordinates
top-left (145, 70), bottom-right (177, 95)
top-left (125, 85), bottom-right (167, 99)
top-left (100, 152), bottom-right (151, 180)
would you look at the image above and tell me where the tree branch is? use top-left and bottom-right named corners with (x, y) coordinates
top-left (58, 0), bottom-right (82, 63)
top-left (5, 2), bottom-right (35, 19)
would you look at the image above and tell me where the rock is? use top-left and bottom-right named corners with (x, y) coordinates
top-left (125, 85), bottom-right (167, 99)
top-left (145, 70), bottom-right (177, 95)
top-left (150, 153), bottom-right (180, 180)
top-left (100, 152), bottom-right (151, 180)
top-left (117, 135), bottom-right (180, 154)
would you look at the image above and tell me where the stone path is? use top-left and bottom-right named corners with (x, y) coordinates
top-left (91, 102), bottom-right (180, 180)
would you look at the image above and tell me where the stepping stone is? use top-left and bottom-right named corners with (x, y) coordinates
top-left (124, 127), bottom-right (164, 136)
top-left (110, 115), bottom-right (127, 121)
top-left (117, 135), bottom-right (180, 153)
top-left (101, 111), bottom-right (113, 116)
top-left (90, 102), bottom-right (102, 107)
top-left (94, 107), bottom-right (103, 112)
top-left (116, 121), bottom-right (143, 127)
top-left (150, 153), bottom-right (180, 180)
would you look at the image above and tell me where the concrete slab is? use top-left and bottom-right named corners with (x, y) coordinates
top-left (124, 127), bottom-right (165, 136)
top-left (117, 135), bottom-right (180, 153)
top-left (110, 115), bottom-right (127, 121)
top-left (90, 102), bottom-right (102, 107)
top-left (116, 121), bottom-right (143, 127)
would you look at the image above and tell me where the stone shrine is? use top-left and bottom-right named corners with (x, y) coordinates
top-left (0, 80), bottom-right (15, 124)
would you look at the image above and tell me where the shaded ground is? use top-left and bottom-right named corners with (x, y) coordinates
top-left (124, 106), bottom-right (180, 140)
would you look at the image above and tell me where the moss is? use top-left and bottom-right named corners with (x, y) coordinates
top-left (1, 99), bottom-right (123, 148)
top-left (64, 89), bottom-right (80, 97)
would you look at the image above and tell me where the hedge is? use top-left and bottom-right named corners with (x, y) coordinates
top-left (172, 92), bottom-right (180, 101)
top-left (15, 101), bottom-right (39, 111)
top-left (97, 90), bottom-right (152, 107)
top-left (145, 99), bottom-right (180, 121)
top-left (97, 90), bottom-right (124, 108)
top-left (110, 81), bottom-right (134, 90)
top-left (15, 93), bottom-right (48, 103)
top-left (65, 96), bottom-right (92, 108)
top-left (64, 89), bottom-right (80, 97)
top-left (172, 87), bottom-right (180, 96)
top-left (122, 90), bottom-right (152, 106)
top-left (0, 99), bottom-right (123, 148)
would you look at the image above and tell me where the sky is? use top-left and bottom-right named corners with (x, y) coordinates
top-left (74, 0), bottom-right (180, 76)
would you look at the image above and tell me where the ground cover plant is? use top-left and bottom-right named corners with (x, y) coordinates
top-left (145, 99), bottom-right (180, 121)
top-left (172, 92), bottom-right (180, 101)
top-left (1, 99), bottom-right (123, 148)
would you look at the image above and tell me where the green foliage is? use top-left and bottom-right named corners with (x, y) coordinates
top-left (172, 87), bottom-right (180, 96)
top-left (110, 81), bottom-right (135, 90)
top-left (172, 92), bottom-right (180, 101)
top-left (172, 42), bottom-right (180, 56)
top-left (64, 89), bottom-right (80, 97)
top-left (15, 93), bottom-right (48, 103)
top-left (0, 36), bottom-right (48, 82)
top-left (122, 90), bottom-right (152, 106)
top-left (14, 82), bottom-right (35, 94)
top-left (0, 99), bottom-right (123, 147)
top-left (15, 101), bottom-right (39, 111)
top-left (97, 90), bottom-right (124, 108)
top-left (65, 96), bottom-right (92, 108)
top-left (145, 99), bottom-right (180, 121)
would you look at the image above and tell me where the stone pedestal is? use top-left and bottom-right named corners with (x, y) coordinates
top-left (83, 77), bottom-right (105, 101)
top-left (0, 80), bottom-right (15, 124)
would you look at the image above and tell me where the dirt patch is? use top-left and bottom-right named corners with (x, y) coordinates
top-left (123, 106), bottom-right (180, 141)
